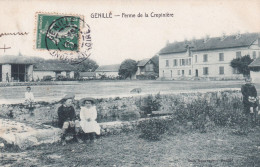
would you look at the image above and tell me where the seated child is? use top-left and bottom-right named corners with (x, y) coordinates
top-left (57, 94), bottom-right (81, 145)
top-left (79, 97), bottom-right (100, 142)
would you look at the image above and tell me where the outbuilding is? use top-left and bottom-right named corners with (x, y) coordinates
top-left (33, 62), bottom-right (75, 80)
top-left (0, 54), bottom-right (34, 82)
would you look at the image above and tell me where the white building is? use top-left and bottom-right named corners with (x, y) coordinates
top-left (95, 64), bottom-right (120, 79)
top-left (249, 57), bottom-right (260, 84)
top-left (159, 32), bottom-right (260, 80)
top-left (33, 62), bottom-right (75, 80)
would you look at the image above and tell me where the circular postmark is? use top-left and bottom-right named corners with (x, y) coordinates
top-left (45, 16), bottom-right (92, 64)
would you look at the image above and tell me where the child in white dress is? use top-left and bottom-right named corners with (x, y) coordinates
top-left (25, 86), bottom-right (35, 115)
top-left (80, 98), bottom-right (100, 142)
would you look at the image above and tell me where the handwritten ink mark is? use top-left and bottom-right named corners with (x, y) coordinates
top-left (0, 44), bottom-right (11, 53)
top-left (0, 32), bottom-right (29, 38)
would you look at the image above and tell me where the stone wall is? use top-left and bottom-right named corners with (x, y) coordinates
top-left (0, 90), bottom-right (243, 126)
top-left (0, 90), bottom-right (248, 149)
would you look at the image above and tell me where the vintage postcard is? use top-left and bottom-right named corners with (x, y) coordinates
top-left (0, 0), bottom-right (260, 166)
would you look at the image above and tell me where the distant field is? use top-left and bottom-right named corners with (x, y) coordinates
top-left (0, 80), bottom-right (259, 104)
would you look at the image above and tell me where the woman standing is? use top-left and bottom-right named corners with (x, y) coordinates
top-left (79, 97), bottom-right (100, 142)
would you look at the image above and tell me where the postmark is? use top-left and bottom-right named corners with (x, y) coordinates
top-left (36, 13), bottom-right (92, 63)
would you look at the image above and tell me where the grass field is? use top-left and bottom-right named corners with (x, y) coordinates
top-left (1, 127), bottom-right (260, 167)
top-left (1, 80), bottom-right (258, 104)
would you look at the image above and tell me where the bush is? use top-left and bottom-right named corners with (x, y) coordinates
top-left (138, 93), bottom-right (161, 115)
top-left (138, 118), bottom-right (171, 141)
top-left (119, 110), bottom-right (141, 121)
top-left (42, 75), bottom-right (52, 81)
top-left (56, 75), bottom-right (67, 81)
top-left (136, 73), bottom-right (158, 80)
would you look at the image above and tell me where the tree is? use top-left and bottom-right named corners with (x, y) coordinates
top-left (230, 55), bottom-right (253, 76)
top-left (73, 58), bottom-right (99, 72)
top-left (119, 59), bottom-right (137, 79)
top-left (151, 55), bottom-right (159, 73)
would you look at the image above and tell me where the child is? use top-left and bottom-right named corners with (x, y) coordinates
top-left (79, 97), bottom-right (100, 142)
top-left (241, 77), bottom-right (259, 126)
top-left (57, 93), bottom-right (81, 145)
top-left (25, 86), bottom-right (34, 115)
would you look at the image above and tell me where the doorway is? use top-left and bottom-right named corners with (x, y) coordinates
top-left (11, 64), bottom-right (26, 82)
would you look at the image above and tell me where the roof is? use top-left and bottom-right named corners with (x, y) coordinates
top-left (95, 64), bottom-right (120, 72)
top-left (249, 57), bottom-right (260, 67)
top-left (0, 54), bottom-right (35, 64)
top-left (137, 58), bottom-right (151, 67)
top-left (159, 32), bottom-right (259, 55)
top-left (79, 72), bottom-right (96, 77)
top-left (34, 62), bottom-right (75, 71)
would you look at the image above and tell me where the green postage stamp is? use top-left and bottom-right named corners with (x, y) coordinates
top-left (35, 13), bottom-right (92, 63)
top-left (36, 13), bottom-right (81, 51)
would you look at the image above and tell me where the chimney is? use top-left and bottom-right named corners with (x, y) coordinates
top-left (221, 33), bottom-right (226, 41)
top-left (204, 34), bottom-right (210, 43)
top-left (235, 31), bottom-right (241, 39)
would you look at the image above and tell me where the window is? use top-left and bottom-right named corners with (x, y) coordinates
top-left (188, 58), bottom-right (191, 65)
top-left (203, 67), bottom-right (208, 75)
top-left (189, 70), bottom-right (191, 75)
top-left (182, 70), bottom-right (185, 75)
top-left (219, 66), bottom-right (224, 75)
top-left (178, 70), bottom-right (180, 75)
top-left (236, 51), bottom-right (241, 58)
top-left (253, 51), bottom-right (256, 59)
top-left (203, 54), bottom-right (208, 62)
top-left (181, 59), bottom-right (185, 66)
top-left (173, 59), bottom-right (178, 66)
top-left (179, 59), bottom-right (182, 66)
top-left (219, 53), bottom-right (224, 61)
top-left (195, 55), bottom-right (198, 63)
top-left (166, 60), bottom-right (169, 67)
top-left (171, 70), bottom-right (172, 77)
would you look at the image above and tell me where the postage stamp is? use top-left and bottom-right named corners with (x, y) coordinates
top-left (35, 13), bottom-right (92, 63)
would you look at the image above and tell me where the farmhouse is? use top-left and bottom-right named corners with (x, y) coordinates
top-left (136, 58), bottom-right (158, 79)
top-left (0, 54), bottom-right (34, 82)
top-left (159, 32), bottom-right (260, 80)
top-left (95, 64), bottom-right (120, 79)
top-left (249, 57), bottom-right (260, 83)
top-left (33, 62), bottom-right (75, 80)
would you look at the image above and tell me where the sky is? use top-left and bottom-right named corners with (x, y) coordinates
top-left (0, 0), bottom-right (259, 65)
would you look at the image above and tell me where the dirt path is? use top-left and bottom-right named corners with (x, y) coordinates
top-left (1, 127), bottom-right (260, 167)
